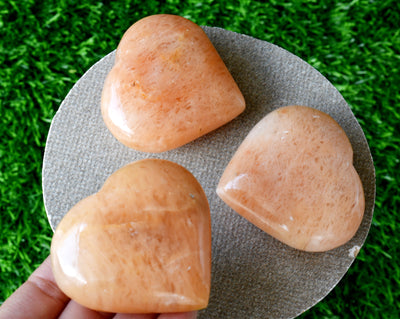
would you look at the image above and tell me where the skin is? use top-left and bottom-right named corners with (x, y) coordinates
top-left (0, 256), bottom-right (197, 319)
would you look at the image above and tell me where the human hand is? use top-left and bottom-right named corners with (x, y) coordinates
top-left (0, 256), bottom-right (197, 319)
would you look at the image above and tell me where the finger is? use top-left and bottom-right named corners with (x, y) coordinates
top-left (158, 311), bottom-right (197, 319)
top-left (113, 313), bottom-right (158, 319)
top-left (58, 300), bottom-right (114, 319)
top-left (0, 256), bottom-right (70, 319)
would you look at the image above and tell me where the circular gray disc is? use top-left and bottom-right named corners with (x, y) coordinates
top-left (43, 26), bottom-right (375, 318)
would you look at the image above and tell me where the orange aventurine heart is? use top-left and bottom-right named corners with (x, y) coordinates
top-left (51, 159), bottom-right (211, 313)
top-left (101, 14), bottom-right (245, 152)
top-left (217, 105), bottom-right (365, 252)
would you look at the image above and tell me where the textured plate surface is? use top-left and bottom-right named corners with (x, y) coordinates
top-left (43, 27), bottom-right (375, 318)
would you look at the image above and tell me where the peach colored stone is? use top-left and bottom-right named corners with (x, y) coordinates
top-left (217, 106), bottom-right (365, 252)
top-left (51, 159), bottom-right (211, 313)
top-left (101, 14), bottom-right (245, 152)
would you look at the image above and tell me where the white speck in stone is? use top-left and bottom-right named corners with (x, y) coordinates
top-left (280, 224), bottom-right (289, 232)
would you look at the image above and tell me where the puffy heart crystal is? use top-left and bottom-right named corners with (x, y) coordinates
top-left (51, 159), bottom-right (211, 313)
top-left (217, 105), bottom-right (365, 252)
top-left (101, 14), bottom-right (245, 152)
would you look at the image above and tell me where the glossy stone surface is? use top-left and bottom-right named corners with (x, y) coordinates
top-left (51, 159), bottom-right (211, 313)
top-left (101, 14), bottom-right (245, 153)
top-left (217, 106), bottom-right (365, 252)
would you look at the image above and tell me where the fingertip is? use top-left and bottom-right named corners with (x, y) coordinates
top-left (0, 256), bottom-right (70, 319)
top-left (29, 256), bottom-right (69, 305)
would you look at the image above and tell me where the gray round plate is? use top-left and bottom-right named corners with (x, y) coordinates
top-left (43, 26), bottom-right (375, 318)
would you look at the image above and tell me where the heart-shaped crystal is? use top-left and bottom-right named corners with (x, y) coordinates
top-left (101, 14), bottom-right (245, 152)
top-left (51, 159), bottom-right (211, 313)
top-left (217, 106), bottom-right (365, 252)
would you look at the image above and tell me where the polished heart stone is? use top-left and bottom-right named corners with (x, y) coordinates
top-left (51, 159), bottom-right (211, 313)
top-left (217, 105), bottom-right (365, 252)
top-left (101, 14), bottom-right (245, 153)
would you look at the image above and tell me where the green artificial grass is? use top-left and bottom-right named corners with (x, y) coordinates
top-left (0, 0), bottom-right (399, 317)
